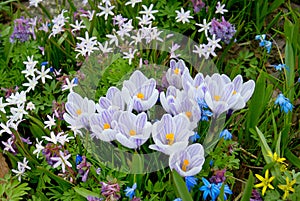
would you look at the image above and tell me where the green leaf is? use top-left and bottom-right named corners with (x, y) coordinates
top-left (73, 187), bottom-right (99, 198)
top-left (285, 148), bottom-right (300, 169)
top-left (241, 171), bottom-right (254, 201)
top-left (172, 171), bottom-right (193, 201)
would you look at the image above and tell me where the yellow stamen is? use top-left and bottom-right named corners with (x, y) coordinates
top-left (137, 92), bottom-right (144, 99)
top-left (182, 159), bottom-right (189, 171)
top-left (166, 133), bottom-right (175, 145)
top-left (103, 123), bottom-right (110, 130)
top-left (214, 95), bottom-right (221, 101)
top-left (185, 111), bottom-right (192, 119)
top-left (76, 109), bottom-right (82, 115)
top-left (174, 68), bottom-right (180, 75)
top-left (233, 90), bottom-right (237, 95)
top-left (129, 129), bottom-right (136, 136)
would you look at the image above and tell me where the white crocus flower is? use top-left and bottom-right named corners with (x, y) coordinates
top-left (169, 143), bottom-right (205, 177)
top-left (122, 70), bottom-right (159, 112)
top-left (149, 114), bottom-right (193, 155)
top-left (165, 59), bottom-right (189, 89)
top-left (115, 111), bottom-right (152, 149)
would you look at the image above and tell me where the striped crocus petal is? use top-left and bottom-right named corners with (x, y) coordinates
top-left (96, 86), bottom-right (125, 112)
top-left (169, 143), bottom-right (205, 177)
top-left (149, 114), bottom-right (192, 155)
top-left (115, 112), bottom-right (151, 149)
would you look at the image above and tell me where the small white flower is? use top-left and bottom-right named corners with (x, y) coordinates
top-left (51, 151), bottom-right (72, 173)
top-left (42, 131), bottom-right (58, 144)
top-left (33, 138), bottom-right (44, 158)
top-left (175, 8), bottom-right (193, 24)
top-left (12, 157), bottom-right (31, 182)
top-left (80, 10), bottom-right (95, 21)
top-left (97, 3), bottom-right (115, 20)
top-left (22, 76), bottom-right (38, 92)
top-left (139, 4), bottom-right (158, 20)
top-left (207, 34), bottom-right (222, 49)
top-left (193, 44), bottom-right (206, 58)
top-left (70, 20), bottom-right (86, 33)
top-left (26, 101), bottom-right (36, 111)
top-left (98, 41), bottom-right (113, 54)
top-left (29, 0), bottom-right (42, 8)
top-left (125, 0), bottom-right (142, 8)
top-left (123, 48), bottom-right (138, 65)
top-left (0, 97), bottom-right (7, 113)
top-left (36, 65), bottom-right (52, 84)
top-left (23, 55), bottom-right (38, 69)
top-left (62, 77), bottom-right (78, 92)
top-left (2, 137), bottom-right (16, 153)
top-left (10, 104), bottom-right (28, 121)
top-left (44, 114), bottom-right (56, 129)
top-left (215, 1), bottom-right (228, 14)
top-left (195, 19), bottom-right (211, 37)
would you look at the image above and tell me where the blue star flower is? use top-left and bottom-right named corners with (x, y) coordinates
top-left (124, 183), bottom-right (137, 199)
top-left (173, 198), bottom-right (182, 201)
top-left (275, 93), bottom-right (293, 114)
top-left (189, 132), bottom-right (200, 143)
top-left (185, 176), bottom-right (198, 192)
top-left (199, 177), bottom-right (220, 201)
top-left (271, 64), bottom-right (287, 71)
top-left (76, 154), bottom-right (83, 165)
top-left (217, 183), bottom-right (233, 200)
top-left (255, 34), bottom-right (272, 53)
top-left (219, 129), bottom-right (232, 140)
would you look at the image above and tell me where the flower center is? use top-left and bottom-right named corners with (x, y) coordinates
top-left (182, 159), bottom-right (189, 171)
top-left (174, 68), bottom-right (180, 75)
top-left (166, 133), bottom-right (175, 145)
top-left (76, 109), bottom-right (82, 115)
top-left (233, 90), bottom-right (237, 95)
top-left (129, 129), bottom-right (136, 136)
top-left (185, 111), bottom-right (192, 119)
top-left (103, 123), bottom-right (110, 130)
top-left (137, 92), bottom-right (144, 99)
top-left (214, 95), bottom-right (221, 101)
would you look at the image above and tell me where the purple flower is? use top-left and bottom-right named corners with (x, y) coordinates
top-left (10, 17), bottom-right (35, 43)
top-left (101, 181), bottom-right (121, 200)
top-left (209, 169), bottom-right (226, 184)
top-left (250, 189), bottom-right (263, 201)
top-left (209, 17), bottom-right (236, 44)
top-left (86, 196), bottom-right (103, 201)
top-left (190, 0), bottom-right (205, 13)
top-left (77, 156), bottom-right (91, 182)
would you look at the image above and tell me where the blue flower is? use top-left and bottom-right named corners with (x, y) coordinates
top-left (173, 198), bottom-right (182, 201)
top-left (199, 177), bottom-right (220, 201)
top-left (124, 183), bottom-right (137, 199)
top-left (185, 176), bottom-right (198, 192)
top-left (255, 34), bottom-right (272, 53)
top-left (41, 61), bottom-right (49, 66)
top-left (189, 132), bottom-right (200, 143)
top-left (197, 98), bottom-right (213, 121)
top-left (209, 160), bottom-right (214, 167)
top-left (219, 129), bottom-right (232, 140)
top-left (275, 93), bottom-right (293, 114)
top-left (217, 183), bottom-right (233, 200)
top-left (271, 64), bottom-right (287, 71)
top-left (76, 154), bottom-right (83, 165)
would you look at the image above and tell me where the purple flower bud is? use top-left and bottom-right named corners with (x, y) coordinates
top-left (10, 16), bottom-right (35, 43)
top-left (209, 17), bottom-right (236, 44)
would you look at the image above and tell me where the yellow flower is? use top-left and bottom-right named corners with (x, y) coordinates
top-left (278, 177), bottom-right (296, 200)
top-left (267, 151), bottom-right (287, 165)
top-left (254, 169), bottom-right (275, 196)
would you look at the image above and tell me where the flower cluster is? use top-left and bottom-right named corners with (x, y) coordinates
top-left (10, 16), bottom-right (36, 43)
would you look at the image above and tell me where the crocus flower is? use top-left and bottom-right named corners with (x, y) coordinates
top-left (96, 86), bottom-right (125, 112)
top-left (169, 143), bottom-right (205, 177)
top-left (199, 177), bottom-right (220, 201)
top-left (115, 111), bottom-right (152, 149)
top-left (185, 176), bottom-right (198, 192)
top-left (149, 114), bottom-right (193, 155)
top-left (63, 92), bottom-right (95, 129)
top-left (274, 93), bottom-right (293, 113)
top-left (160, 86), bottom-right (201, 129)
top-left (122, 70), bottom-right (159, 112)
top-left (124, 183), bottom-right (137, 199)
top-left (204, 74), bottom-right (239, 117)
top-left (90, 108), bottom-right (118, 142)
top-left (225, 74), bottom-right (255, 112)
top-left (165, 59), bottom-right (189, 89)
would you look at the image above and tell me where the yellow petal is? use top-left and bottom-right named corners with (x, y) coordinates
top-left (269, 176), bottom-right (275, 182)
top-left (268, 184), bottom-right (274, 189)
top-left (255, 174), bottom-right (264, 181)
top-left (255, 183), bottom-right (264, 188)
top-left (262, 186), bottom-right (267, 196)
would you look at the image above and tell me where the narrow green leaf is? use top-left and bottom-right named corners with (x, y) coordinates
top-left (275, 132), bottom-right (282, 157)
top-left (241, 171), bottom-right (254, 201)
top-left (172, 171), bottom-right (193, 201)
top-left (73, 187), bottom-right (99, 198)
top-left (285, 149), bottom-right (300, 169)
top-left (255, 127), bottom-right (272, 164)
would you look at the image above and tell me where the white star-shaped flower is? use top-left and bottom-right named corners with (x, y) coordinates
top-left (51, 151), bottom-right (72, 173)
